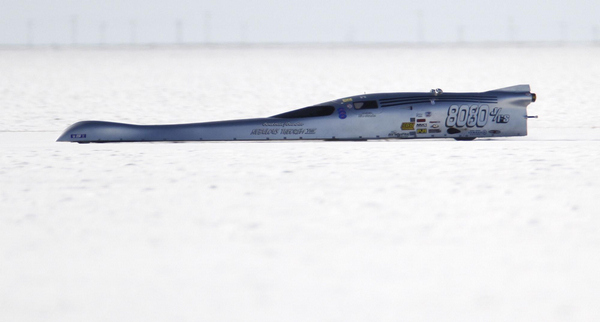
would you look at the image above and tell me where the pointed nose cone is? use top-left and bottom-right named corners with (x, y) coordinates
top-left (57, 122), bottom-right (81, 142)
top-left (56, 132), bottom-right (71, 142)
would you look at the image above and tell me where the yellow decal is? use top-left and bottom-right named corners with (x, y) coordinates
top-left (417, 129), bottom-right (427, 134)
top-left (401, 122), bottom-right (415, 130)
top-left (342, 98), bottom-right (353, 103)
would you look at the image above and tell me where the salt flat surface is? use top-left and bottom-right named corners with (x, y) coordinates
top-left (1, 45), bottom-right (600, 321)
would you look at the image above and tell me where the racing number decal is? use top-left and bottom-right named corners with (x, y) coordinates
top-left (478, 105), bottom-right (489, 126)
top-left (466, 105), bottom-right (478, 127)
top-left (456, 105), bottom-right (468, 127)
top-left (446, 104), bottom-right (501, 128)
top-left (446, 105), bottom-right (459, 127)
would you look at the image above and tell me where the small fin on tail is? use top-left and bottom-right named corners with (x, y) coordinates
top-left (486, 84), bottom-right (530, 92)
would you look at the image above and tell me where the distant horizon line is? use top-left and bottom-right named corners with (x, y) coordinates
top-left (1, 40), bottom-right (599, 49)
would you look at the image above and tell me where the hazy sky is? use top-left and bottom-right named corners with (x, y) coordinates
top-left (1, 0), bottom-right (599, 44)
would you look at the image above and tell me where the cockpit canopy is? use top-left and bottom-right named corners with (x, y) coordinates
top-left (271, 105), bottom-right (335, 118)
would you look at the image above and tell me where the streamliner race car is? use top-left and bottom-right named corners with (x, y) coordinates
top-left (57, 85), bottom-right (536, 143)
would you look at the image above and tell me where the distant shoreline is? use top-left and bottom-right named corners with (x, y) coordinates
top-left (1, 41), bottom-right (599, 50)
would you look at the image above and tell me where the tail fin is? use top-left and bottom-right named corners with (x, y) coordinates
top-left (487, 85), bottom-right (530, 92)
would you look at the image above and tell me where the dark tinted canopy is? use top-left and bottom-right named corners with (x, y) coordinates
top-left (271, 105), bottom-right (335, 119)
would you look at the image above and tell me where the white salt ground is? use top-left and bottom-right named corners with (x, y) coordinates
top-left (1, 45), bottom-right (600, 321)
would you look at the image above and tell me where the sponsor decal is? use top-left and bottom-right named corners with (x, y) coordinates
top-left (429, 120), bottom-right (440, 123)
top-left (417, 129), bottom-right (427, 134)
top-left (347, 103), bottom-right (353, 108)
top-left (338, 107), bottom-right (347, 119)
top-left (425, 112), bottom-right (432, 117)
top-left (489, 130), bottom-right (501, 134)
top-left (342, 98), bottom-right (353, 103)
top-left (389, 131), bottom-right (415, 138)
top-left (401, 122), bottom-right (415, 130)
top-left (251, 129), bottom-right (279, 135)
top-left (71, 134), bottom-right (86, 138)
top-left (281, 128), bottom-right (313, 135)
top-left (358, 112), bottom-right (376, 118)
top-left (416, 113), bottom-right (423, 117)
top-left (410, 118), bottom-right (415, 122)
top-left (467, 130), bottom-right (487, 136)
top-left (252, 128), bottom-right (317, 135)
top-left (416, 123), bottom-right (427, 128)
top-left (430, 124), bottom-right (440, 129)
top-left (429, 129), bottom-right (442, 133)
top-left (262, 122), bottom-right (304, 127)
top-left (417, 118), bottom-right (426, 123)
